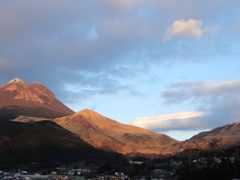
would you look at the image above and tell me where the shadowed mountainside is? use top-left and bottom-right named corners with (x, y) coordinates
top-left (0, 120), bottom-right (123, 169)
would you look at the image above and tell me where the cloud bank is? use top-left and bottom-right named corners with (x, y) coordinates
top-left (132, 111), bottom-right (205, 131)
top-left (133, 79), bottom-right (240, 131)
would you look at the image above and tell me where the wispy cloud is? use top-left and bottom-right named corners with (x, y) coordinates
top-left (162, 79), bottom-right (240, 104)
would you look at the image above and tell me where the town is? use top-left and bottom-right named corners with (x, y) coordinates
top-left (1, 147), bottom-right (240, 180)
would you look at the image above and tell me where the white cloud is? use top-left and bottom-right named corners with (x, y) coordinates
top-left (163, 19), bottom-right (204, 41)
top-left (131, 111), bottom-right (205, 131)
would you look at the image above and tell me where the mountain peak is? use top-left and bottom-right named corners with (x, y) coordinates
top-left (0, 78), bottom-right (74, 119)
top-left (79, 109), bottom-right (96, 114)
top-left (7, 78), bottom-right (27, 85)
top-left (75, 109), bottom-right (103, 119)
top-left (31, 81), bottom-right (41, 85)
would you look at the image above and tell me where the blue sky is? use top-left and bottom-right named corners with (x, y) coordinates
top-left (0, 0), bottom-right (240, 140)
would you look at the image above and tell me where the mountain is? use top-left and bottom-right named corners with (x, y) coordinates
top-left (0, 78), bottom-right (74, 120)
top-left (0, 119), bottom-right (123, 169)
top-left (2, 78), bottom-right (178, 156)
top-left (4, 78), bottom-right (240, 156)
top-left (53, 109), bottom-right (178, 155)
top-left (190, 122), bottom-right (240, 147)
top-left (170, 122), bottom-right (240, 152)
top-left (11, 111), bottom-right (240, 156)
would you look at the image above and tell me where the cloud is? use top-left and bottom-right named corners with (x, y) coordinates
top-left (0, 0), bottom-right (239, 111)
top-left (162, 79), bottom-right (240, 104)
top-left (0, 1), bottom-right (155, 98)
top-left (163, 19), bottom-right (204, 40)
top-left (131, 111), bottom-right (205, 131)
top-left (131, 79), bottom-right (240, 132)
top-left (158, 79), bottom-right (240, 130)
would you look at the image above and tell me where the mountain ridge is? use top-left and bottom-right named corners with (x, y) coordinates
top-left (11, 110), bottom-right (240, 155)
top-left (12, 109), bottom-right (179, 155)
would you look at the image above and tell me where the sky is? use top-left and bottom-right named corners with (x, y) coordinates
top-left (0, 0), bottom-right (240, 140)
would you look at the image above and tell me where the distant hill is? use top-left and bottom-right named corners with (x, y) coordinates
top-left (0, 120), bottom-right (123, 169)
top-left (0, 78), bottom-right (74, 120)
top-left (190, 122), bottom-right (240, 147)
top-left (170, 122), bottom-right (240, 152)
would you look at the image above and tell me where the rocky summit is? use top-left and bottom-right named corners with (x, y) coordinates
top-left (0, 78), bottom-right (74, 120)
